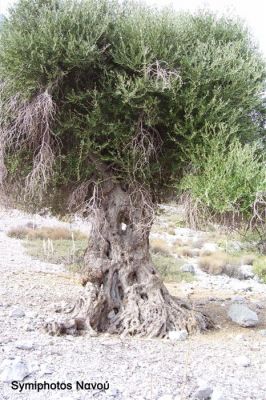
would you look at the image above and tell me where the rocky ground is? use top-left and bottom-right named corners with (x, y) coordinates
top-left (0, 206), bottom-right (266, 400)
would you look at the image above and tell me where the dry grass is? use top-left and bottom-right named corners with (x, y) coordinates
top-left (25, 238), bottom-right (87, 268)
top-left (198, 252), bottom-right (243, 277)
top-left (175, 246), bottom-right (196, 258)
top-left (165, 213), bottom-right (186, 228)
top-left (167, 228), bottom-right (176, 235)
top-left (241, 254), bottom-right (256, 265)
top-left (7, 225), bottom-right (87, 241)
top-left (173, 238), bottom-right (187, 247)
top-left (190, 239), bottom-right (205, 249)
top-left (150, 238), bottom-right (171, 256)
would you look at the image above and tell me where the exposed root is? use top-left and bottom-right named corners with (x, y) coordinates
top-left (44, 281), bottom-right (213, 338)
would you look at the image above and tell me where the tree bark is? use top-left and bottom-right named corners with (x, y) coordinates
top-left (44, 181), bottom-right (213, 337)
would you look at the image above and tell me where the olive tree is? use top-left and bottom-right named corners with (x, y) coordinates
top-left (0, 0), bottom-right (265, 337)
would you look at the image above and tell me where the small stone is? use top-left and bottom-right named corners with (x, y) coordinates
top-left (40, 366), bottom-right (54, 376)
top-left (194, 380), bottom-right (213, 399)
top-left (109, 388), bottom-right (120, 397)
top-left (231, 295), bottom-right (245, 303)
top-left (181, 264), bottom-right (195, 274)
top-left (24, 324), bottom-right (35, 332)
top-left (201, 243), bottom-right (219, 254)
top-left (168, 330), bottom-right (188, 341)
top-left (259, 329), bottom-right (266, 337)
top-left (0, 357), bottom-right (30, 382)
top-left (235, 355), bottom-right (251, 367)
top-left (228, 304), bottom-right (258, 327)
top-left (15, 341), bottom-right (34, 350)
top-left (239, 265), bottom-right (255, 280)
top-left (9, 308), bottom-right (25, 318)
top-left (211, 389), bottom-right (225, 400)
top-left (234, 334), bottom-right (246, 342)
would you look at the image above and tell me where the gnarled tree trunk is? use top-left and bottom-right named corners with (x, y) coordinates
top-left (45, 181), bottom-right (213, 337)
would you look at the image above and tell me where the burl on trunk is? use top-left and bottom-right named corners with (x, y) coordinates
top-left (45, 181), bottom-right (213, 337)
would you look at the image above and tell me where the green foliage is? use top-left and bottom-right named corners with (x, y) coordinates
top-left (0, 0), bottom-right (265, 209)
top-left (253, 257), bottom-right (266, 283)
top-left (180, 130), bottom-right (266, 216)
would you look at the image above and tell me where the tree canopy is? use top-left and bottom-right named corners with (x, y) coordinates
top-left (0, 0), bottom-right (265, 212)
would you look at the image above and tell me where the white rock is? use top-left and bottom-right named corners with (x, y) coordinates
top-left (211, 389), bottom-right (225, 400)
top-left (235, 355), bottom-right (251, 367)
top-left (15, 341), bottom-right (34, 350)
top-left (168, 330), bottom-right (188, 341)
top-left (261, 363), bottom-right (266, 371)
top-left (9, 308), bottom-right (25, 318)
top-left (0, 357), bottom-right (30, 382)
top-left (239, 265), bottom-right (255, 279)
top-left (40, 366), bottom-right (54, 376)
top-left (109, 388), bottom-right (120, 397)
top-left (259, 329), bottom-right (266, 337)
top-left (234, 334), bottom-right (246, 342)
top-left (201, 243), bottom-right (219, 254)
top-left (194, 380), bottom-right (213, 399)
top-left (228, 304), bottom-right (258, 327)
top-left (191, 249), bottom-right (200, 257)
top-left (181, 264), bottom-right (195, 274)
top-left (231, 295), bottom-right (245, 303)
top-left (158, 395), bottom-right (174, 400)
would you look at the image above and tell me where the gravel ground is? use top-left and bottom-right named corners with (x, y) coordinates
top-left (0, 207), bottom-right (266, 400)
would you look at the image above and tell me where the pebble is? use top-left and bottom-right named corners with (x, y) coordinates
top-left (0, 357), bottom-right (30, 382)
top-left (181, 264), bottom-right (195, 274)
top-left (211, 389), bottom-right (225, 400)
top-left (9, 308), bottom-right (25, 318)
top-left (194, 380), bottom-right (213, 399)
top-left (40, 368), bottom-right (54, 377)
top-left (201, 243), bottom-right (219, 254)
top-left (235, 355), bottom-right (251, 367)
top-left (15, 341), bottom-right (34, 350)
top-left (231, 295), bottom-right (245, 303)
top-left (239, 265), bottom-right (255, 280)
top-left (168, 330), bottom-right (188, 341)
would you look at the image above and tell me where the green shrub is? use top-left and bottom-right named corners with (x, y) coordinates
top-left (180, 131), bottom-right (266, 218)
top-left (253, 257), bottom-right (266, 282)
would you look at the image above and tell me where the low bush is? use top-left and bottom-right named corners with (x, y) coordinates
top-left (179, 132), bottom-right (266, 226)
top-left (150, 238), bottom-right (171, 256)
top-left (176, 246), bottom-right (197, 258)
top-left (198, 252), bottom-right (242, 277)
top-left (253, 257), bottom-right (266, 283)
